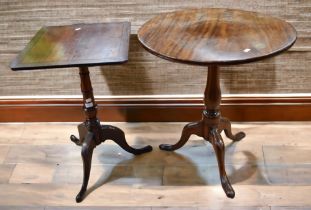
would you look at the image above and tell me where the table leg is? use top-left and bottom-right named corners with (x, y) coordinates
top-left (159, 65), bottom-right (245, 198)
top-left (70, 66), bottom-right (153, 203)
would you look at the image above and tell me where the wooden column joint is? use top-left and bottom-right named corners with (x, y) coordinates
top-left (79, 67), bottom-right (97, 122)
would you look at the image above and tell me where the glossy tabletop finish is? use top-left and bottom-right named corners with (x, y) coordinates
top-left (11, 22), bottom-right (130, 70)
top-left (138, 8), bottom-right (297, 65)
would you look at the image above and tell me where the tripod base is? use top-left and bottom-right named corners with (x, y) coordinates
top-left (73, 66), bottom-right (152, 203)
top-left (159, 112), bottom-right (245, 198)
top-left (71, 121), bottom-right (152, 202)
top-left (160, 65), bottom-right (245, 198)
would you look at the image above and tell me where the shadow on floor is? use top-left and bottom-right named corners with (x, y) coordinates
top-left (83, 136), bottom-right (265, 200)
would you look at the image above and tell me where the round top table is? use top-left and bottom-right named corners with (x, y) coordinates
top-left (138, 8), bottom-right (296, 65)
top-left (138, 8), bottom-right (297, 199)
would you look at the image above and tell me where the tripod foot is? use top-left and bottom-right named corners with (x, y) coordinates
top-left (221, 176), bottom-right (235, 198)
top-left (102, 125), bottom-right (153, 155)
top-left (159, 121), bottom-right (203, 151)
top-left (220, 117), bottom-right (245, 142)
top-left (70, 123), bottom-right (88, 146)
top-left (76, 190), bottom-right (85, 203)
top-left (70, 135), bottom-right (82, 146)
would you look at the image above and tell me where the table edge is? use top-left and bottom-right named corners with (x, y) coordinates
top-left (10, 59), bottom-right (128, 71)
top-left (138, 36), bottom-right (297, 66)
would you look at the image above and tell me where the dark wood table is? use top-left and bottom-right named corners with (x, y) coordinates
top-left (138, 8), bottom-right (297, 198)
top-left (10, 22), bottom-right (153, 202)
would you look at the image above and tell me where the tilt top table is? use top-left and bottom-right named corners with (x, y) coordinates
top-left (10, 22), bottom-right (153, 202)
top-left (138, 8), bottom-right (296, 198)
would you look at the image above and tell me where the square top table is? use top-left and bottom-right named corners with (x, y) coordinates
top-left (11, 22), bottom-right (130, 70)
top-left (10, 22), bottom-right (152, 203)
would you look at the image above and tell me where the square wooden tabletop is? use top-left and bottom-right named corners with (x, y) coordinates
top-left (10, 22), bottom-right (130, 71)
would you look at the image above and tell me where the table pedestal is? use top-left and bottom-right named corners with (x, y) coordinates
top-left (70, 66), bottom-right (153, 203)
top-left (159, 65), bottom-right (245, 198)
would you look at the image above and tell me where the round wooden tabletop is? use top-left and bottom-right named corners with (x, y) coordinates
top-left (138, 8), bottom-right (297, 65)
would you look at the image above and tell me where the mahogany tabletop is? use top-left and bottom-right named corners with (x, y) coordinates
top-left (138, 8), bottom-right (297, 65)
top-left (10, 22), bottom-right (130, 71)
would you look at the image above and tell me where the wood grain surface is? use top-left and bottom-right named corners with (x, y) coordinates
top-left (11, 22), bottom-right (130, 70)
top-left (0, 122), bottom-right (311, 208)
top-left (138, 8), bottom-right (297, 65)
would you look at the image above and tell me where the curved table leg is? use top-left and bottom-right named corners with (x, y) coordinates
top-left (101, 125), bottom-right (153, 155)
top-left (209, 129), bottom-right (235, 198)
top-left (159, 121), bottom-right (203, 151)
top-left (220, 117), bottom-right (245, 142)
top-left (76, 132), bottom-right (96, 203)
